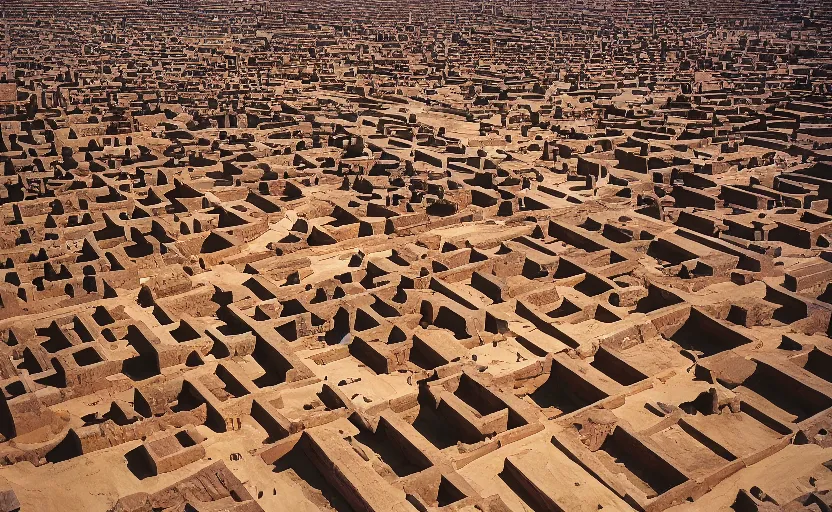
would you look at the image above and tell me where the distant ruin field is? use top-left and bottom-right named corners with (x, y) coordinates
top-left (0, 1), bottom-right (831, 511)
